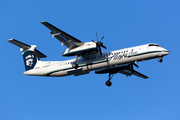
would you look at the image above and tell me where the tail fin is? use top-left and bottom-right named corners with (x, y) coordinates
top-left (8, 39), bottom-right (47, 71)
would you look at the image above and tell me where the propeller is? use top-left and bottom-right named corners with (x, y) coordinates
top-left (92, 33), bottom-right (107, 57)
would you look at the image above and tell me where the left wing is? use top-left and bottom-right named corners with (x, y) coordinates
top-left (119, 69), bottom-right (149, 79)
top-left (41, 21), bottom-right (84, 49)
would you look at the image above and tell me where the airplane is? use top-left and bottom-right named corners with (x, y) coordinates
top-left (8, 21), bottom-right (170, 87)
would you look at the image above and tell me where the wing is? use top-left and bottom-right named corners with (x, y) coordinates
top-left (118, 69), bottom-right (148, 79)
top-left (41, 21), bottom-right (84, 49)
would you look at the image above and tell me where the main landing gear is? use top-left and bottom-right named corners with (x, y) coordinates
top-left (158, 57), bottom-right (163, 63)
top-left (72, 63), bottom-right (79, 69)
top-left (105, 73), bottom-right (114, 87)
top-left (72, 55), bottom-right (80, 69)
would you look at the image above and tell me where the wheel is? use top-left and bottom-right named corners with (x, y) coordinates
top-left (105, 81), bottom-right (112, 87)
top-left (72, 63), bottom-right (78, 69)
top-left (158, 58), bottom-right (163, 63)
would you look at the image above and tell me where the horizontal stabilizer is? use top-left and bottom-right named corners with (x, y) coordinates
top-left (8, 39), bottom-right (30, 49)
top-left (8, 39), bottom-right (47, 58)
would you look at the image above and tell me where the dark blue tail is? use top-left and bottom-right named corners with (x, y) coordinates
top-left (22, 50), bottom-right (38, 71)
top-left (8, 39), bottom-right (47, 71)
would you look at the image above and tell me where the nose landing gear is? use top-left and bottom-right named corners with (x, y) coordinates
top-left (105, 73), bottom-right (114, 87)
top-left (158, 57), bottom-right (163, 63)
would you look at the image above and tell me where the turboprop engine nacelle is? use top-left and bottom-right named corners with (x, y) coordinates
top-left (62, 42), bottom-right (97, 56)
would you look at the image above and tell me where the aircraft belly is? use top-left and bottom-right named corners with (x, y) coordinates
top-left (44, 64), bottom-right (62, 77)
top-left (49, 71), bottom-right (69, 77)
top-left (90, 62), bottom-right (109, 71)
top-left (24, 67), bottom-right (45, 76)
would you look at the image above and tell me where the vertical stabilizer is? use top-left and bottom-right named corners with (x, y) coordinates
top-left (8, 39), bottom-right (47, 71)
top-left (22, 46), bottom-right (38, 71)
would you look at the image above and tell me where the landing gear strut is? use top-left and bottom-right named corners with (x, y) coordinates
top-left (72, 55), bottom-right (80, 69)
top-left (105, 73), bottom-right (114, 87)
top-left (158, 57), bottom-right (163, 63)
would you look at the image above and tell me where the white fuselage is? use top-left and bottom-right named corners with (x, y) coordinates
top-left (24, 43), bottom-right (169, 77)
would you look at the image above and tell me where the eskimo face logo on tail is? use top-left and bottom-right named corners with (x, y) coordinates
top-left (23, 51), bottom-right (37, 71)
top-left (26, 54), bottom-right (34, 66)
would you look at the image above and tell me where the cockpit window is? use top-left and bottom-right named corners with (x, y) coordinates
top-left (148, 44), bottom-right (160, 47)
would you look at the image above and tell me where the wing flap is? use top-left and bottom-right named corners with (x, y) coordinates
top-left (50, 31), bottom-right (73, 48)
top-left (118, 70), bottom-right (132, 76)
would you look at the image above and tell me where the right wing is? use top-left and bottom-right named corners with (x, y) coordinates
top-left (41, 21), bottom-right (84, 49)
top-left (118, 69), bottom-right (149, 79)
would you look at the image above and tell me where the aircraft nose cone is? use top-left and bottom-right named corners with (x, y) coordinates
top-left (166, 50), bottom-right (170, 54)
top-left (164, 50), bottom-right (170, 56)
top-left (97, 42), bottom-right (103, 47)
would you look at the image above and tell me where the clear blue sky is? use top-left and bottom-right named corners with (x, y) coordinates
top-left (1, 0), bottom-right (179, 120)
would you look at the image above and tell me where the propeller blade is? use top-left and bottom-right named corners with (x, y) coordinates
top-left (99, 46), bottom-right (102, 57)
top-left (133, 63), bottom-right (139, 68)
top-left (96, 32), bottom-right (99, 42)
top-left (91, 40), bottom-right (95, 43)
top-left (100, 36), bottom-right (104, 42)
top-left (101, 45), bottom-right (107, 49)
